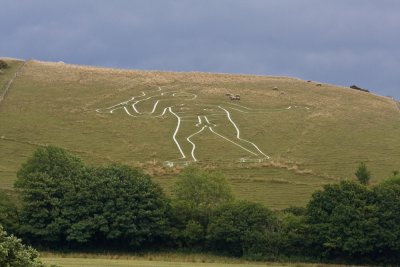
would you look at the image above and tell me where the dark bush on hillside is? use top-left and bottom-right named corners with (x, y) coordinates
top-left (15, 146), bottom-right (170, 248)
top-left (169, 167), bottom-right (234, 248)
top-left (0, 225), bottom-right (53, 267)
top-left (15, 146), bottom-right (86, 242)
top-left (207, 200), bottom-right (278, 258)
top-left (275, 211), bottom-right (310, 259)
top-left (0, 191), bottom-right (19, 235)
top-left (0, 60), bottom-right (8, 69)
top-left (64, 165), bottom-right (170, 248)
top-left (372, 182), bottom-right (400, 261)
top-left (282, 206), bottom-right (306, 216)
top-left (355, 162), bottom-right (371, 185)
top-left (173, 167), bottom-right (233, 212)
top-left (306, 181), bottom-right (378, 259)
top-left (306, 179), bottom-right (400, 263)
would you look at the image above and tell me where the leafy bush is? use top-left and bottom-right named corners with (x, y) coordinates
top-left (207, 200), bottom-right (278, 257)
top-left (0, 225), bottom-right (53, 267)
top-left (0, 191), bottom-right (19, 234)
top-left (0, 60), bottom-right (8, 69)
top-left (355, 162), bottom-right (371, 185)
top-left (64, 164), bottom-right (170, 248)
top-left (275, 211), bottom-right (310, 258)
top-left (173, 167), bottom-right (233, 211)
top-left (15, 146), bottom-right (86, 243)
top-left (170, 167), bottom-right (234, 248)
top-left (372, 182), bottom-right (400, 261)
top-left (306, 181), bottom-right (377, 258)
top-left (15, 146), bottom-right (170, 248)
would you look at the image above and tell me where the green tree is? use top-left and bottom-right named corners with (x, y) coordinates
top-left (355, 162), bottom-right (371, 185)
top-left (372, 182), bottom-right (400, 261)
top-left (207, 200), bottom-right (278, 257)
top-left (0, 191), bottom-right (19, 234)
top-left (15, 146), bottom-right (86, 243)
top-left (173, 167), bottom-right (233, 210)
top-left (64, 164), bottom-right (170, 248)
top-left (276, 210), bottom-right (310, 258)
top-left (15, 146), bottom-right (171, 248)
top-left (0, 225), bottom-right (52, 267)
top-left (170, 167), bottom-right (234, 248)
top-left (306, 181), bottom-right (378, 258)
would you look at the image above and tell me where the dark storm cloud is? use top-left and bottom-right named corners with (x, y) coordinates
top-left (1, 0), bottom-right (399, 98)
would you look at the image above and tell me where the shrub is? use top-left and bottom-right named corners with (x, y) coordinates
top-left (15, 146), bottom-right (170, 248)
top-left (306, 181), bottom-right (378, 259)
top-left (0, 60), bottom-right (8, 69)
top-left (173, 167), bottom-right (233, 211)
top-left (207, 200), bottom-right (278, 257)
top-left (64, 164), bottom-right (171, 248)
top-left (276, 211), bottom-right (310, 258)
top-left (0, 191), bottom-right (19, 234)
top-left (170, 167), bottom-right (234, 248)
top-left (15, 146), bottom-right (86, 243)
top-left (355, 162), bottom-right (371, 185)
top-left (0, 225), bottom-right (52, 267)
top-left (372, 182), bottom-right (400, 261)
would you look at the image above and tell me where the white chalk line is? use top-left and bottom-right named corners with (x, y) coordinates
top-left (226, 102), bottom-right (312, 113)
top-left (204, 116), bottom-right (216, 127)
top-left (132, 96), bottom-right (155, 114)
top-left (96, 91), bottom-right (146, 113)
top-left (209, 127), bottom-right (258, 156)
top-left (186, 126), bottom-right (206, 161)
top-left (155, 107), bottom-right (169, 118)
top-left (219, 106), bottom-right (269, 159)
top-left (98, 86), bottom-right (312, 162)
top-left (196, 116), bottom-right (202, 126)
top-left (168, 107), bottom-right (186, 159)
top-left (123, 107), bottom-right (137, 117)
top-left (150, 100), bottom-right (160, 114)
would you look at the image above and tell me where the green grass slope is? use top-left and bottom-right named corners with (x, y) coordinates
top-left (1, 59), bottom-right (399, 208)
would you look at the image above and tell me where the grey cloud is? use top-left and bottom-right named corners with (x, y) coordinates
top-left (1, 0), bottom-right (399, 98)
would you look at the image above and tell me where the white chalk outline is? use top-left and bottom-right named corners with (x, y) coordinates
top-left (168, 107), bottom-right (186, 159)
top-left (218, 106), bottom-right (269, 159)
top-left (96, 86), bottom-right (310, 163)
top-left (187, 126), bottom-right (206, 161)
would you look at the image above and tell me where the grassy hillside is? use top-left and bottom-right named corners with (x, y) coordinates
top-left (1, 59), bottom-right (399, 208)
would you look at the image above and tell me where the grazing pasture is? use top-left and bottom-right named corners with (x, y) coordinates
top-left (0, 59), bottom-right (399, 208)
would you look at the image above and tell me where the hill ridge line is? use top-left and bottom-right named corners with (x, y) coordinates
top-left (0, 61), bottom-right (26, 105)
top-left (30, 59), bottom-right (303, 80)
top-left (27, 59), bottom-right (391, 100)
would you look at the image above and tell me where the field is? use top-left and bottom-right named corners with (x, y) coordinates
top-left (39, 252), bottom-right (347, 267)
top-left (1, 59), bottom-right (399, 208)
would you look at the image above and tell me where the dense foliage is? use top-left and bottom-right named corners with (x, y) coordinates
top-left (207, 200), bottom-right (278, 258)
top-left (306, 180), bottom-right (400, 263)
top-left (173, 167), bottom-right (233, 210)
top-left (170, 167), bottom-right (234, 248)
top-left (0, 226), bottom-right (52, 267)
top-left (0, 192), bottom-right (19, 235)
top-left (306, 181), bottom-right (377, 258)
top-left (7, 147), bottom-right (400, 264)
top-left (15, 146), bottom-right (170, 248)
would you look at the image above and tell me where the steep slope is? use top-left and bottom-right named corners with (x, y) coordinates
top-left (1, 59), bottom-right (399, 208)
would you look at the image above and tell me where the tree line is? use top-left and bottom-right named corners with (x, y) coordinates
top-left (1, 146), bottom-right (399, 265)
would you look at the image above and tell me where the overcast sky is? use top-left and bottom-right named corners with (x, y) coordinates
top-left (1, 0), bottom-right (399, 98)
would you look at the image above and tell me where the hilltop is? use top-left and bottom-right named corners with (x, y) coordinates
top-left (0, 59), bottom-right (399, 208)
